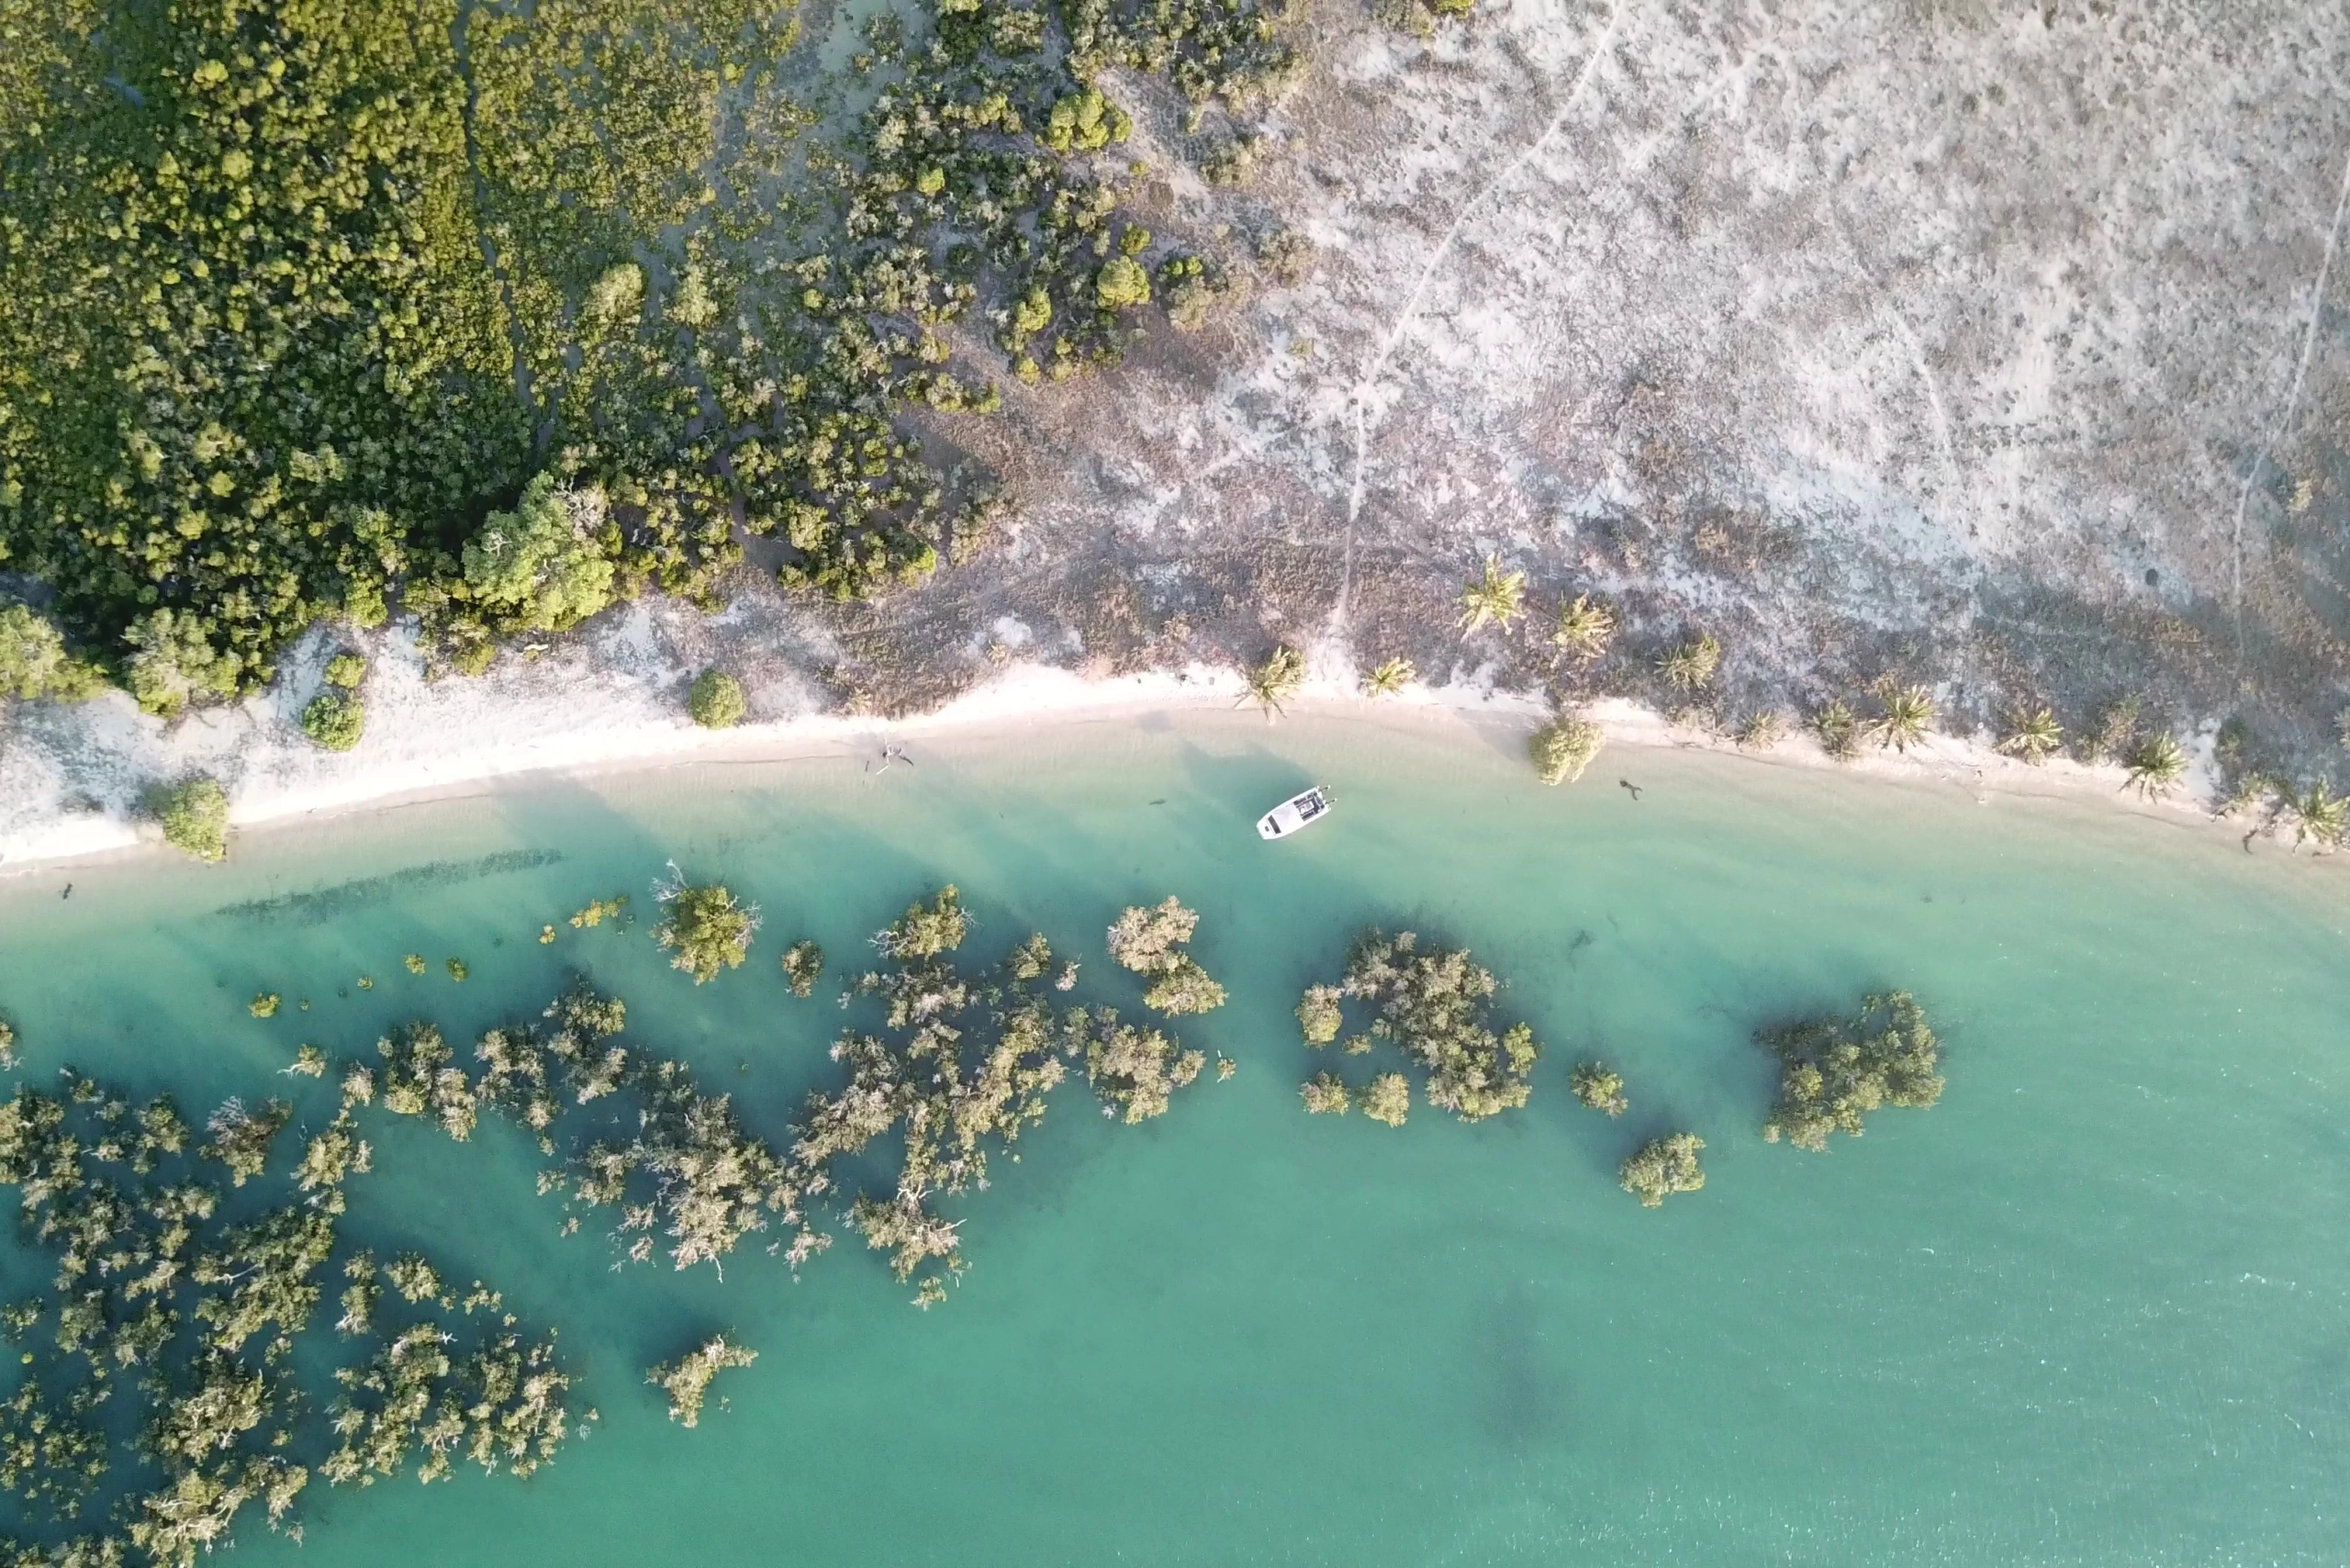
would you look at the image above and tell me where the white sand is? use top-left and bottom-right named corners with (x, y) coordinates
top-left (0, 621), bottom-right (2266, 872)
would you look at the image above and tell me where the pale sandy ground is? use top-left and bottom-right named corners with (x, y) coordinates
top-left (0, 642), bottom-right (2285, 874)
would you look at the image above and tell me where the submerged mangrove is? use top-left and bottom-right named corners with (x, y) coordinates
top-left (1758, 992), bottom-right (1942, 1152)
top-left (1296, 932), bottom-right (1539, 1123)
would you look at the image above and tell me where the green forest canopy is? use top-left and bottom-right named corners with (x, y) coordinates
top-left (0, 0), bottom-right (1295, 708)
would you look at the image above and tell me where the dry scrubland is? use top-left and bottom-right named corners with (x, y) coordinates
top-left (6, 0), bottom-right (2350, 851)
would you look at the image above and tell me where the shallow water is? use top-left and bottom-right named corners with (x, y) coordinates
top-left (4, 709), bottom-right (2348, 1565)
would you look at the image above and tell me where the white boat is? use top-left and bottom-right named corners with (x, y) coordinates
top-left (1258, 786), bottom-right (1333, 841)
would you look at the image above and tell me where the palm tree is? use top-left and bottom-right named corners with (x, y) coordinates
top-left (1457, 556), bottom-right (1527, 634)
top-left (1813, 699), bottom-right (1861, 761)
top-left (1736, 711), bottom-right (1785, 750)
top-left (1362, 656), bottom-right (1414, 697)
top-left (2295, 781), bottom-right (2348, 850)
top-left (1996, 706), bottom-right (2063, 765)
top-left (1866, 679), bottom-right (1934, 752)
top-left (1237, 644), bottom-right (1307, 720)
top-left (1658, 633), bottom-right (1720, 690)
top-left (2122, 731), bottom-right (2187, 798)
top-left (1552, 595), bottom-right (1615, 661)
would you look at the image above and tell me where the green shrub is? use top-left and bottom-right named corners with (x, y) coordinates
top-left (1659, 633), bottom-right (1721, 690)
top-left (1257, 228), bottom-right (1314, 286)
top-left (1360, 1072), bottom-right (1410, 1127)
top-left (1201, 133), bottom-right (1262, 186)
top-left (1238, 644), bottom-right (1307, 718)
top-left (1529, 718), bottom-right (1604, 785)
top-left (1760, 991), bottom-right (1942, 1150)
top-left (655, 882), bottom-right (759, 983)
top-left (151, 777), bottom-right (229, 862)
top-left (1044, 89), bottom-right (1130, 153)
top-left (1301, 1072), bottom-right (1350, 1114)
top-left (647, 1336), bottom-right (757, 1428)
top-left (1568, 1062), bottom-right (1628, 1115)
top-left (688, 670), bottom-right (746, 729)
top-left (0, 605), bottom-right (106, 701)
top-left (126, 610), bottom-right (241, 721)
top-left (303, 691), bottom-right (366, 752)
top-left (1095, 256), bottom-right (1152, 311)
top-left (324, 655), bottom-right (369, 689)
top-left (1619, 1134), bottom-right (1705, 1207)
top-left (463, 476), bottom-right (617, 633)
top-left (781, 940), bottom-right (824, 998)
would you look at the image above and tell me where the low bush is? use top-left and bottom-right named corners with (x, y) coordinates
top-left (151, 777), bottom-right (229, 862)
top-left (689, 670), bottom-right (747, 730)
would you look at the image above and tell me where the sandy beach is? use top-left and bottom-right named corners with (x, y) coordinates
top-left (0, 616), bottom-right (2286, 875)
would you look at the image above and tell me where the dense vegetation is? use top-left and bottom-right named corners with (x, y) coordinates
top-left (0, 0), bottom-right (1294, 708)
top-left (1106, 897), bottom-right (1225, 1015)
top-left (1758, 991), bottom-right (1943, 1151)
top-left (0, 858), bottom-right (1955, 1562)
top-left (688, 670), bottom-right (746, 730)
top-left (652, 876), bottom-right (759, 983)
top-left (1568, 1061), bottom-right (1627, 1116)
top-left (1619, 1133), bottom-right (1705, 1207)
top-left (1295, 931), bottom-right (1540, 1123)
top-left (298, 651), bottom-right (368, 750)
top-left (148, 777), bottom-right (227, 860)
top-left (0, 1058), bottom-right (576, 1563)
top-left (648, 1335), bottom-right (756, 1428)
top-left (780, 939), bottom-right (824, 998)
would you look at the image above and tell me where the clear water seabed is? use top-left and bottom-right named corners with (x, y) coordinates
top-left (1, 710), bottom-right (2344, 1566)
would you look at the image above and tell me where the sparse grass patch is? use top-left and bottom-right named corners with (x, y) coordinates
top-left (1866, 679), bottom-right (1934, 752)
top-left (1552, 595), bottom-right (1615, 662)
top-left (1659, 633), bottom-right (1720, 690)
top-left (1362, 656), bottom-right (1414, 697)
top-left (1237, 644), bottom-right (1307, 719)
top-left (1812, 700), bottom-right (1861, 761)
top-left (1458, 556), bottom-right (1528, 634)
top-left (1997, 706), bottom-right (2063, 765)
top-left (2123, 732), bottom-right (2187, 797)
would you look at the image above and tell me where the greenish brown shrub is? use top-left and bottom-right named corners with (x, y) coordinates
top-left (151, 777), bottom-right (229, 862)
top-left (1619, 1133), bottom-right (1705, 1207)
top-left (688, 670), bottom-right (746, 730)
top-left (1760, 991), bottom-right (1942, 1151)
top-left (1568, 1061), bottom-right (1628, 1116)
top-left (303, 691), bottom-right (366, 751)
top-left (1530, 718), bottom-right (1604, 785)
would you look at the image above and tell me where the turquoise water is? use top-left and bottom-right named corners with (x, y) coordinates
top-left (4, 709), bottom-right (2348, 1565)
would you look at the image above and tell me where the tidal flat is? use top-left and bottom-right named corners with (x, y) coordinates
top-left (3, 710), bottom-right (2347, 1565)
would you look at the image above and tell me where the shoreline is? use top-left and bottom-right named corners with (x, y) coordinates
top-left (0, 653), bottom-right (2305, 876)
